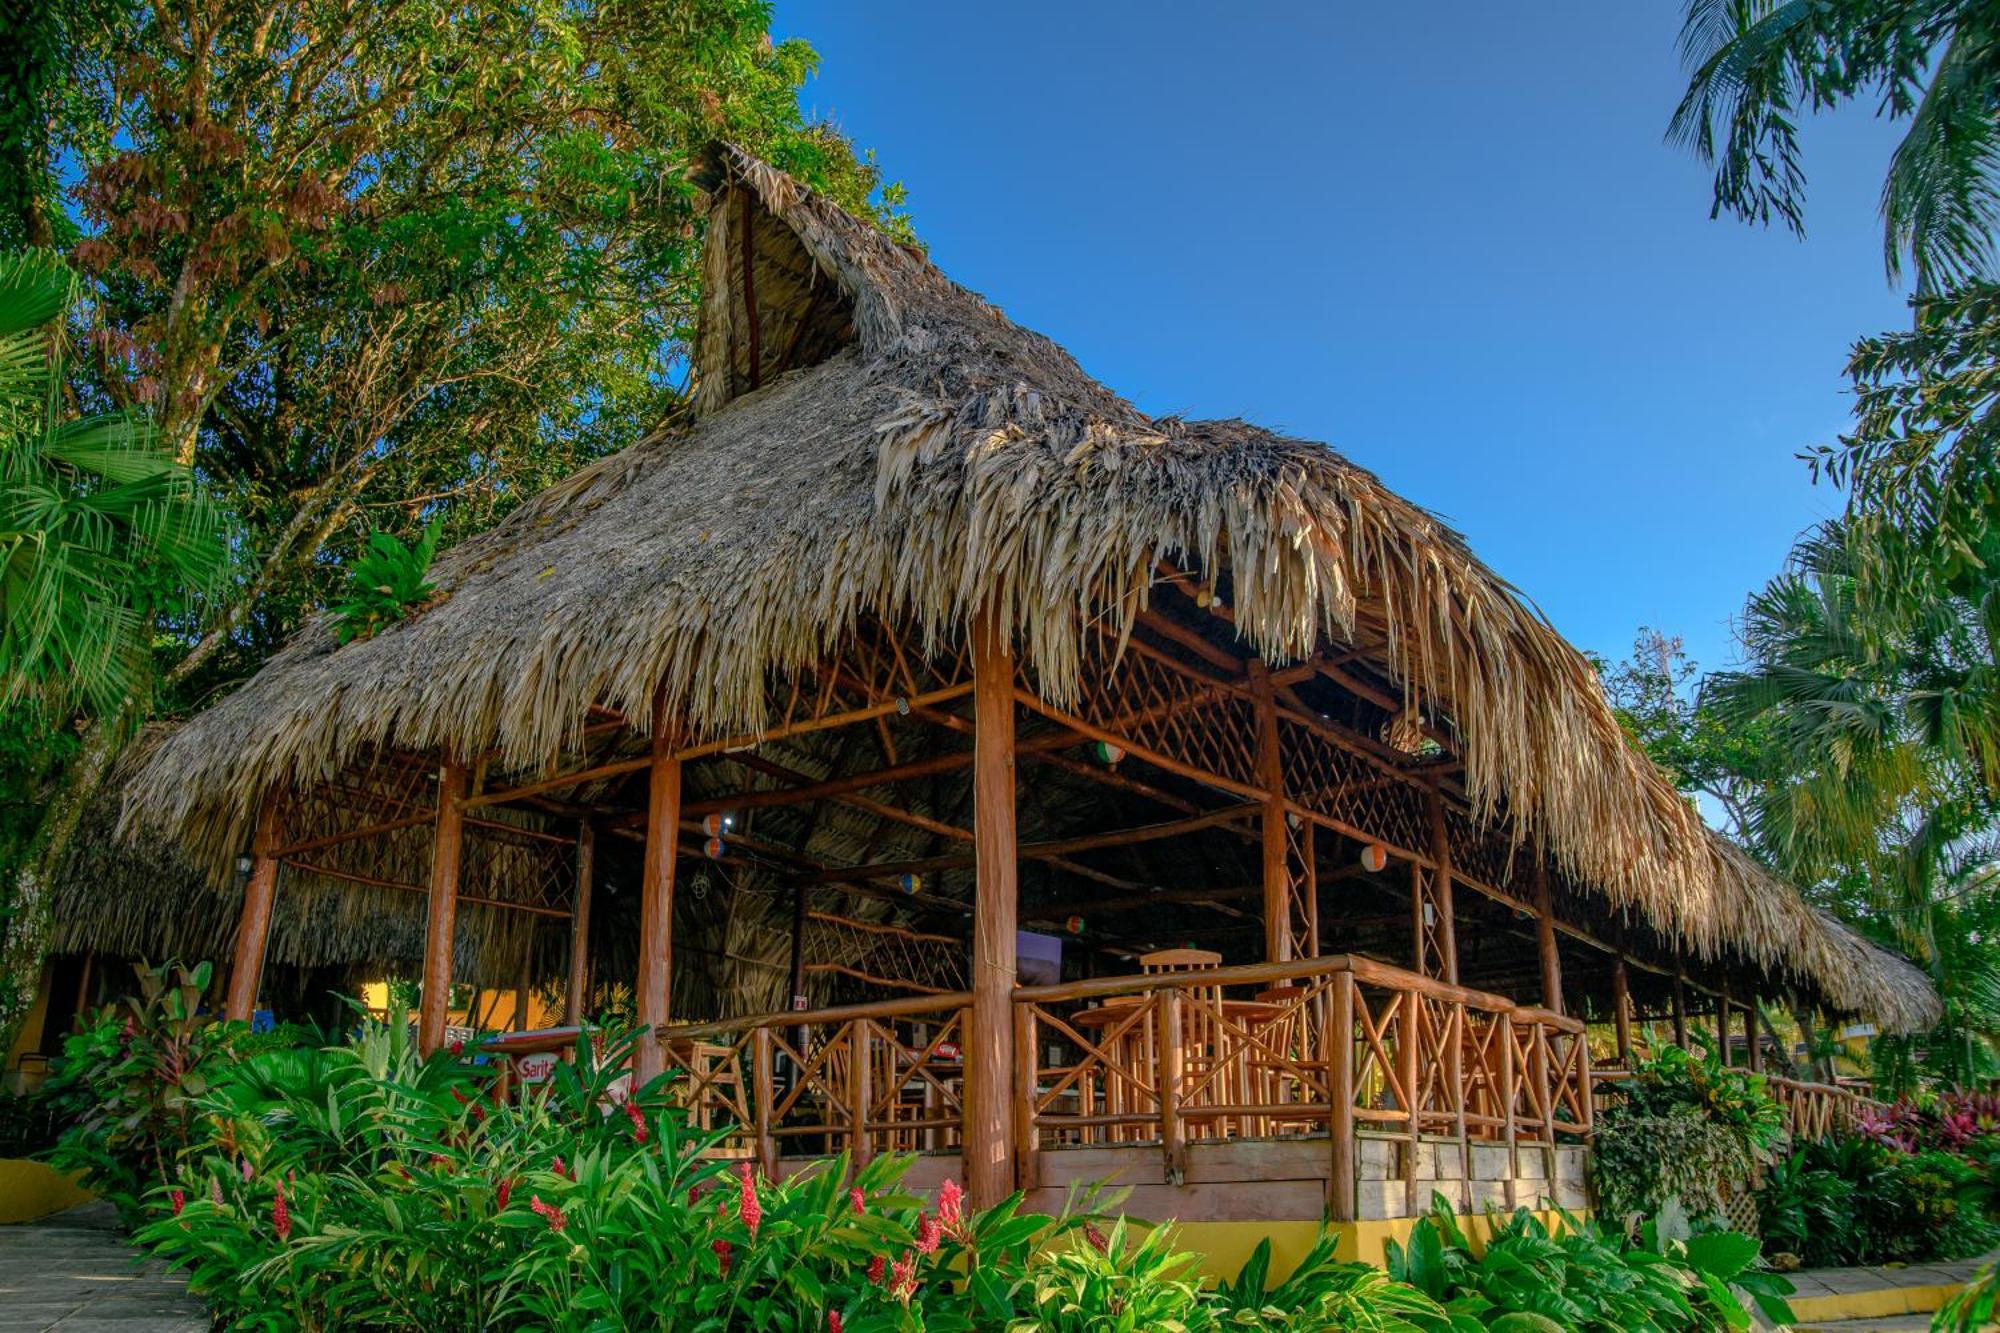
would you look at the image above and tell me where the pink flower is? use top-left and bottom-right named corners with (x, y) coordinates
top-left (937, 1179), bottom-right (963, 1236)
top-left (849, 1187), bottom-right (866, 1215)
top-left (737, 1162), bottom-right (761, 1239)
top-left (529, 1195), bottom-right (568, 1232)
top-left (1084, 1222), bottom-right (1108, 1253)
top-left (915, 1211), bottom-right (941, 1255)
top-left (890, 1251), bottom-right (918, 1302)
top-left (448, 1039), bottom-right (464, 1055)
top-left (239, 1157), bottom-right (252, 1182)
top-left (712, 1238), bottom-right (732, 1275)
top-left (169, 1189), bottom-right (185, 1216)
top-left (827, 1312), bottom-right (843, 1333)
top-left (867, 1254), bottom-right (886, 1286)
top-left (208, 1178), bottom-right (223, 1210)
top-left (551, 1155), bottom-right (568, 1180)
top-left (272, 1180), bottom-right (292, 1242)
top-left (624, 1099), bottom-right (649, 1145)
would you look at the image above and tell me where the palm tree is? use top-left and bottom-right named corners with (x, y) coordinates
top-left (1670, 0), bottom-right (2000, 291)
top-left (0, 249), bottom-right (223, 715)
top-left (0, 248), bottom-right (223, 1042)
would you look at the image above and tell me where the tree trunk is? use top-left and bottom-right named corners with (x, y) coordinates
top-left (0, 712), bottom-right (129, 1049)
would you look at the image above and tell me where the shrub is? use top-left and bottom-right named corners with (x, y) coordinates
top-left (1386, 1193), bottom-right (1793, 1332)
top-left (330, 523), bottom-right (441, 643)
top-left (1758, 1134), bottom-right (2000, 1267)
top-left (1592, 1042), bottom-right (1780, 1231)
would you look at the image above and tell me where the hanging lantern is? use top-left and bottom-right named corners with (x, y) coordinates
top-left (702, 813), bottom-right (726, 837)
top-left (1382, 708), bottom-right (1427, 755)
top-left (1064, 915), bottom-right (1085, 936)
top-left (704, 836), bottom-right (727, 860)
top-left (1359, 843), bottom-right (1389, 873)
top-left (1093, 740), bottom-right (1125, 767)
top-left (898, 873), bottom-right (922, 896)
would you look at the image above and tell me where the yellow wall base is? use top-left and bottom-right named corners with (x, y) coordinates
top-left (0, 1159), bottom-right (92, 1224)
top-left (1786, 1283), bottom-right (1964, 1325)
top-left (1169, 1211), bottom-right (1574, 1280)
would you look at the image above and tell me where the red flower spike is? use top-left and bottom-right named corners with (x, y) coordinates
top-left (529, 1194), bottom-right (568, 1233)
top-left (827, 1312), bottom-right (843, 1333)
top-left (737, 1161), bottom-right (761, 1239)
top-left (623, 1098), bottom-right (649, 1145)
top-left (1084, 1223), bottom-right (1108, 1253)
top-left (551, 1155), bottom-right (567, 1180)
top-left (890, 1251), bottom-right (918, 1301)
top-left (208, 1178), bottom-right (223, 1210)
top-left (937, 1178), bottom-right (963, 1235)
top-left (867, 1255), bottom-right (886, 1286)
top-left (849, 1187), bottom-right (866, 1215)
top-left (496, 1178), bottom-right (513, 1211)
top-left (169, 1189), bottom-right (185, 1216)
top-left (915, 1210), bottom-right (941, 1255)
top-left (712, 1238), bottom-right (732, 1275)
top-left (272, 1180), bottom-right (292, 1242)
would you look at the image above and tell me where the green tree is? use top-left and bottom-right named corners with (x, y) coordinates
top-left (0, 249), bottom-right (223, 1025)
top-left (1670, 0), bottom-right (2000, 290)
top-left (0, 0), bottom-right (907, 1046)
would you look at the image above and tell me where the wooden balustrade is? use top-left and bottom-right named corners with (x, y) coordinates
top-left (1591, 1066), bottom-right (1886, 1144)
top-left (649, 954), bottom-right (1592, 1209)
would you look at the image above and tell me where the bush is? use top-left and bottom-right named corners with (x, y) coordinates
top-left (1756, 1134), bottom-right (2000, 1267)
top-left (1592, 1042), bottom-right (1780, 1231)
top-left (1386, 1194), bottom-right (1793, 1332)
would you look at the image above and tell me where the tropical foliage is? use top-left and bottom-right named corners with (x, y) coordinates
top-left (38, 972), bottom-right (1789, 1333)
top-left (1591, 1042), bottom-right (1783, 1229)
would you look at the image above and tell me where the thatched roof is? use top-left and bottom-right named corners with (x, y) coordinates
top-left (125, 144), bottom-right (1939, 1032)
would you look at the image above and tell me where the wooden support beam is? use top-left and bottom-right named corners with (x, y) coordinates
top-left (225, 791), bottom-right (284, 1023)
top-left (566, 821), bottom-right (594, 1025)
top-left (967, 608), bottom-right (1018, 1209)
top-left (1429, 790), bottom-right (1458, 982)
top-left (1671, 971), bottom-right (1688, 1047)
top-left (637, 702), bottom-right (683, 1083)
top-left (1249, 660), bottom-right (1290, 963)
top-left (1612, 956), bottom-right (1633, 1064)
top-left (419, 756), bottom-right (469, 1055)
top-left (1745, 987), bottom-right (1762, 1072)
top-left (1533, 846), bottom-right (1563, 1016)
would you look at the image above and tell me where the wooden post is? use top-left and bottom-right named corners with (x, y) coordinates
top-left (1327, 971), bottom-right (1357, 1221)
top-left (1249, 660), bottom-right (1290, 963)
top-left (1745, 988), bottom-right (1762, 1072)
top-left (1611, 956), bottom-right (1633, 1065)
top-left (636, 697), bottom-right (682, 1084)
top-left (1158, 990), bottom-right (1187, 1183)
top-left (787, 881), bottom-right (809, 1060)
top-left (966, 607), bottom-right (1019, 1208)
top-left (418, 756), bottom-right (469, 1054)
top-left (1718, 980), bottom-right (1733, 1067)
top-left (1500, 1005), bottom-right (1521, 1207)
top-left (1013, 1002), bottom-right (1039, 1192)
top-left (1532, 846), bottom-right (1563, 1016)
top-left (751, 1026), bottom-right (778, 1179)
top-left (1401, 989), bottom-right (1422, 1217)
top-left (849, 1018), bottom-right (874, 1167)
top-left (1671, 972), bottom-right (1688, 1048)
top-left (224, 791), bottom-right (285, 1023)
top-left (566, 821), bottom-right (594, 1026)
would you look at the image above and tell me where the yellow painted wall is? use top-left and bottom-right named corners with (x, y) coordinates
top-left (358, 980), bottom-right (559, 1032)
top-left (0, 1160), bottom-right (91, 1223)
top-left (3, 963), bottom-right (54, 1086)
top-left (1171, 1209), bottom-right (1574, 1279)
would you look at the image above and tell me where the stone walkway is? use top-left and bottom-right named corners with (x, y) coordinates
top-left (1789, 1252), bottom-right (1991, 1331)
top-left (0, 1203), bottom-right (205, 1332)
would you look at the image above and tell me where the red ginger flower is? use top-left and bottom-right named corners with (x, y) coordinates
top-left (849, 1187), bottom-right (866, 1215)
top-left (938, 1178), bottom-right (963, 1236)
top-left (915, 1211), bottom-right (941, 1255)
top-left (827, 1312), bottom-right (843, 1333)
top-left (530, 1195), bottom-right (567, 1232)
top-left (712, 1238), bottom-right (732, 1275)
top-left (1084, 1222), bottom-right (1108, 1253)
top-left (496, 1178), bottom-right (513, 1211)
top-left (169, 1189), bottom-right (185, 1216)
top-left (867, 1255), bottom-right (886, 1286)
top-left (623, 1098), bottom-right (649, 1145)
top-left (890, 1251), bottom-right (918, 1301)
top-left (208, 1178), bottom-right (223, 1210)
top-left (737, 1162), bottom-right (761, 1239)
top-left (272, 1180), bottom-right (292, 1242)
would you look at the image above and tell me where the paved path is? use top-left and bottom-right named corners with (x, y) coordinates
top-left (0, 1203), bottom-right (205, 1332)
top-left (1789, 1252), bottom-right (1991, 1331)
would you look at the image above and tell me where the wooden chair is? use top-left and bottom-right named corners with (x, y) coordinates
top-left (1137, 950), bottom-right (1240, 1138)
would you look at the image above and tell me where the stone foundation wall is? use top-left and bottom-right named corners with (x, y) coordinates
top-left (1355, 1133), bottom-right (1589, 1221)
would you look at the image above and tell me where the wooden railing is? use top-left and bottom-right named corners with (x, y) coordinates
top-left (658, 992), bottom-right (972, 1175)
top-left (1590, 1067), bottom-right (1886, 1144)
top-left (1013, 953), bottom-right (1591, 1216)
top-left (1766, 1074), bottom-right (1883, 1141)
top-left (653, 953), bottom-right (1591, 1216)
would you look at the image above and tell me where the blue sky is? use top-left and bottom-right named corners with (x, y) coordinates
top-left (775, 1), bottom-right (1915, 679)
